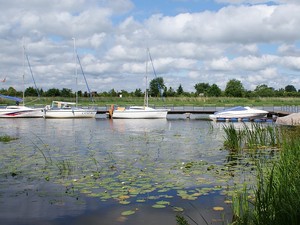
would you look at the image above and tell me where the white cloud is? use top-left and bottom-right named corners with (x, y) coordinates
top-left (1, 0), bottom-right (300, 93)
top-left (205, 57), bottom-right (233, 71)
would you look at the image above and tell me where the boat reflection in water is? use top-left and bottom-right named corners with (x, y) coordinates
top-left (110, 118), bottom-right (168, 133)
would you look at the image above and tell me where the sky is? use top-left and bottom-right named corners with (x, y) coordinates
top-left (1, 0), bottom-right (300, 94)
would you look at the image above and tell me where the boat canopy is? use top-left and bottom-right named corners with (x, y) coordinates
top-left (213, 106), bottom-right (249, 115)
top-left (51, 101), bottom-right (77, 109)
top-left (223, 106), bottom-right (248, 112)
top-left (0, 94), bottom-right (23, 103)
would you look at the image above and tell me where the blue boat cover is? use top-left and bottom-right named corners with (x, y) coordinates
top-left (0, 94), bottom-right (23, 102)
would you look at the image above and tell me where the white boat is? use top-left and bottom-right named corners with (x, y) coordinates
top-left (109, 48), bottom-right (169, 119)
top-left (43, 101), bottom-right (96, 118)
top-left (110, 105), bottom-right (168, 119)
top-left (0, 45), bottom-right (44, 118)
top-left (43, 38), bottom-right (97, 119)
top-left (209, 106), bottom-right (268, 120)
top-left (0, 95), bottom-right (43, 118)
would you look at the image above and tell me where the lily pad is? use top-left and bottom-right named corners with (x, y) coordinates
top-left (121, 210), bottom-right (135, 216)
top-left (213, 206), bottom-right (224, 211)
top-left (152, 204), bottom-right (166, 209)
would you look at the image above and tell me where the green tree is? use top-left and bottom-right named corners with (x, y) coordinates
top-left (120, 90), bottom-right (129, 97)
top-left (285, 85), bottom-right (297, 92)
top-left (134, 88), bottom-right (143, 97)
top-left (194, 83), bottom-right (210, 96)
top-left (224, 79), bottom-right (245, 97)
top-left (77, 90), bottom-right (82, 97)
top-left (176, 84), bottom-right (184, 96)
top-left (46, 88), bottom-right (60, 97)
top-left (24, 86), bottom-right (38, 96)
top-left (7, 87), bottom-right (17, 96)
top-left (254, 84), bottom-right (274, 97)
top-left (109, 89), bottom-right (118, 97)
top-left (61, 88), bottom-right (73, 97)
top-left (166, 87), bottom-right (176, 97)
top-left (149, 77), bottom-right (165, 97)
top-left (207, 84), bottom-right (222, 97)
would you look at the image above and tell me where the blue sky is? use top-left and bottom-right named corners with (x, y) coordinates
top-left (131, 0), bottom-right (221, 18)
top-left (1, 0), bottom-right (300, 93)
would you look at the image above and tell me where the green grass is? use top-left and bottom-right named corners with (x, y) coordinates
top-left (230, 126), bottom-right (300, 225)
top-left (3, 96), bottom-right (300, 107)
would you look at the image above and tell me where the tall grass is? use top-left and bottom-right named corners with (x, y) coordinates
top-left (223, 123), bottom-right (280, 152)
top-left (223, 124), bottom-right (244, 151)
top-left (230, 126), bottom-right (300, 225)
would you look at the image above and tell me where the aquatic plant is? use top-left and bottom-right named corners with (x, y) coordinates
top-left (223, 123), bottom-right (280, 152)
top-left (230, 126), bottom-right (300, 225)
top-left (176, 214), bottom-right (190, 225)
top-left (223, 124), bottom-right (244, 151)
top-left (0, 134), bottom-right (18, 142)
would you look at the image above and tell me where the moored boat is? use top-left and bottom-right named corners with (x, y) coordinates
top-left (209, 106), bottom-right (268, 121)
top-left (0, 95), bottom-right (43, 118)
top-left (43, 38), bottom-right (97, 119)
top-left (110, 105), bottom-right (168, 119)
top-left (43, 101), bottom-right (96, 118)
top-left (109, 48), bottom-right (169, 119)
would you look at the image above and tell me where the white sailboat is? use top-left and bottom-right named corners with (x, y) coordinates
top-left (43, 101), bottom-right (96, 118)
top-left (110, 49), bottom-right (169, 119)
top-left (0, 45), bottom-right (44, 118)
top-left (0, 95), bottom-right (43, 118)
top-left (43, 38), bottom-right (97, 119)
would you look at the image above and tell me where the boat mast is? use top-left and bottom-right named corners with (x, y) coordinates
top-left (144, 49), bottom-right (149, 108)
top-left (22, 40), bottom-right (25, 106)
top-left (73, 38), bottom-right (78, 107)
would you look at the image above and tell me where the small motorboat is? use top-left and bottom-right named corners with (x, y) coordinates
top-left (209, 106), bottom-right (268, 121)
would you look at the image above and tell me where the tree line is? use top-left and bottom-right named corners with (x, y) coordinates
top-left (1, 78), bottom-right (300, 99)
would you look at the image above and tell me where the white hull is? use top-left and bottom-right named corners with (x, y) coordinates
top-left (0, 106), bottom-right (44, 118)
top-left (43, 108), bottom-right (97, 118)
top-left (209, 106), bottom-right (268, 120)
top-left (112, 106), bottom-right (168, 119)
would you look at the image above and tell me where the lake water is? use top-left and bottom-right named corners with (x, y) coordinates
top-left (0, 117), bottom-right (254, 225)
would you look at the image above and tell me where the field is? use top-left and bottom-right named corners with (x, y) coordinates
top-left (14, 96), bottom-right (300, 107)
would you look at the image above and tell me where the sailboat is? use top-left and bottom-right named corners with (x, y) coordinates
top-left (43, 38), bottom-right (97, 118)
top-left (0, 45), bottom-right (44, 118)
top-left (0, 95), bottom-right (43, 118)
top-left (109, 49), bottom-right (169, 119)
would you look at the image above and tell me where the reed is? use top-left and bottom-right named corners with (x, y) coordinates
top-left (231, 186), bottom-right (253, 225)
top-left (223, 123), bottom-right (280, 152)
top-left (230, 126), bottom-right (300, 225)
top-left (223, 124), bottom-right (244, 151)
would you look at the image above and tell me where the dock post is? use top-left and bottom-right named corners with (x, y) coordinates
top-left (185, 113), bottom-right (191, 119)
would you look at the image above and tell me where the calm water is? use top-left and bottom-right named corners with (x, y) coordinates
top-left (0, 117), bottom-right (240, 225)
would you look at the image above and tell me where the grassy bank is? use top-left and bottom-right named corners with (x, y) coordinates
top-left (226, 125), bottom-right (300, 225)
top-left (8, 96), bottom-right (300, 107)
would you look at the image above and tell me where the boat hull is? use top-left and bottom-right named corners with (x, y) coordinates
top-left (112, 108), bottom-right (168, 119)
top-left (0, 106), bottom-right (44, 118)
top-left (43, 109), bottom-right (97, 118)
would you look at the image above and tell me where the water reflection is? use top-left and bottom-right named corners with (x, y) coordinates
top-left (109, 119), bottom-right (168, 133)
top-left (0, 118), bottom-right (235, 225)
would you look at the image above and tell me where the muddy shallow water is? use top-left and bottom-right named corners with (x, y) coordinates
top-left (0, 117), bottom-right (255, 225)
